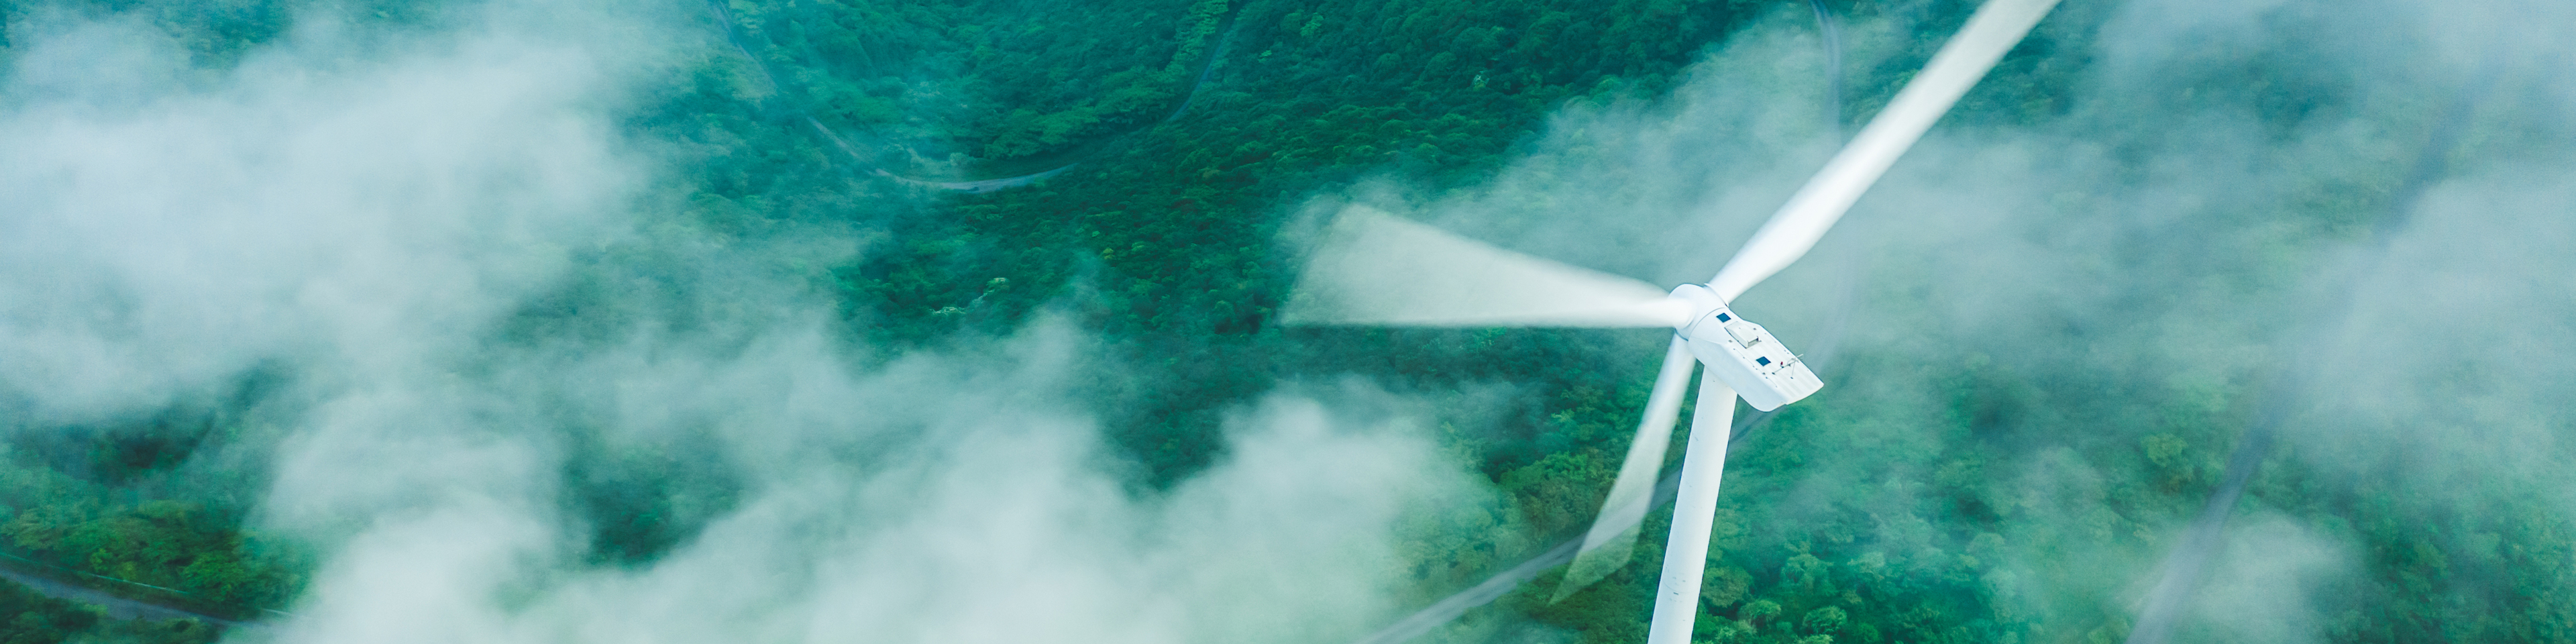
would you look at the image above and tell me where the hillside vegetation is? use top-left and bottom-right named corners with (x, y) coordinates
top-left (2, 0), bottom-right (2570, 643)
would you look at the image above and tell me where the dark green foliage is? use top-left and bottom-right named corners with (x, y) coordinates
top-left (4, 1), bottom-right (2571, 643)
top-left (9, 416), bottom-right (209, 489)
top-left (724, 0), bottom-right (1234, 170)
top-left (85, 616), bottom-right (225, 644)
top-left (0, 482), bottom-right (307, 617)
top-left (0, 0), bottom-right (290, 69)
top-left (0, 372), bottom-right (301, 619)
top-left (829, 0), bottom-right (1779, 484)
top-left (566, 433), bottom-right (745, 566)
top-left (786, 2), bottom-right (2576, 641)
top-left (0, 579), bottom-right (96, 644)
top-left (0, 576), bottom-right (225, 644)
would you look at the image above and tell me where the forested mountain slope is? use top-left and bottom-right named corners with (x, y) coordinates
top-left (2, 0), bottom-right (2573, 643)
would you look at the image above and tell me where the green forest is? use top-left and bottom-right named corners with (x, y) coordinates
top-left (1, 0), bottom-right (2573, 642)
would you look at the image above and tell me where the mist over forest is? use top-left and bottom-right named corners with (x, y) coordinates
top-left (0, 0), bottom-right (2571, 643)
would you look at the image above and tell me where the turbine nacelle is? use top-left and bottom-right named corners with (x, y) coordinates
top-left (1285, 0), bottom-right (2060, 639)
top-left (1666, 284), bottom-right (1822, 412)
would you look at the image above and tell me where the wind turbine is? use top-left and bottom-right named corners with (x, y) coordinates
top-left (1281, 0), bottom-right (2061, 641)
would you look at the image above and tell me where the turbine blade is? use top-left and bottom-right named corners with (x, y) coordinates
top-left (1282, 207), bottom-right (1693, 327)
top-left (1708, 0), bottom-right (2063, 300)
top-left (1646, 376), bottom-right (1739, 644)
top-left (1552, 339), bottom-right (1697, 602)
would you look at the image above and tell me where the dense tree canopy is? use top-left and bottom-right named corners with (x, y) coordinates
top-left (3, 0), bottom-right (2571, 643)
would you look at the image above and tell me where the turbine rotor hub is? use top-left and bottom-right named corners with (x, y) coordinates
top-left (1666, 284), bottom-right (1823, 411)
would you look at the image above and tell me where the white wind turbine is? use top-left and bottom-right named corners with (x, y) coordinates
top-left (1281, 1), bottom-right (2061, 641)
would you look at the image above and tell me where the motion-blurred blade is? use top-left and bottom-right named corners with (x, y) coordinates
top-left (1707, 0), bottom-right (2061, 300)
top-left (1282, 207), bottom-right (1693, 327)
top-left (1645, 377), bottom-right (1739, 644)
top-left (1551, 338), bottom-right (1698, 602)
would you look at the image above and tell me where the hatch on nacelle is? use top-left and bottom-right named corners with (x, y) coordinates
top-left (1668, 286), bottom-right (1822, 411)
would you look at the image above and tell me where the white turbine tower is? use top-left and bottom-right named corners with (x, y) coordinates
top-left (1282, 0), bottom-right (2061, 641)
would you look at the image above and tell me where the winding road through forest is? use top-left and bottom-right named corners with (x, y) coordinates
top-left (0, 554), bottom-right (252, 628)
top-left (714, 0), bottom-right (1241, 192)
top-left (4, 1), bottom-right (1833, 633)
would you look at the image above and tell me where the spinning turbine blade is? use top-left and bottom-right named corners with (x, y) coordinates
top-left (1281, 208), bottom-right (1693, 327)
top-left (1289, 0), bottom-right (2057, 631)
top-left (1554, 0), bottom-right (2057, 597)
top-left (1552, 339), bottom-right (1699, 601)
top-left (1709, 0), bottom-right (2063, 301)
top-left (1647, 378), bottom-right (1739, 644)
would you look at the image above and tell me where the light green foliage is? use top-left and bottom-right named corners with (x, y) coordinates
top-left (0, 456), bottom-right (306, 616)
top-left (1701, 564), bottom-right (1754, 609)
top-left (0, 460), bottom-right (239, 641)
top-left (1801, 606), bottom-right (1845, 636)
top-left (1741, 598), bottom-right (1781, 624)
